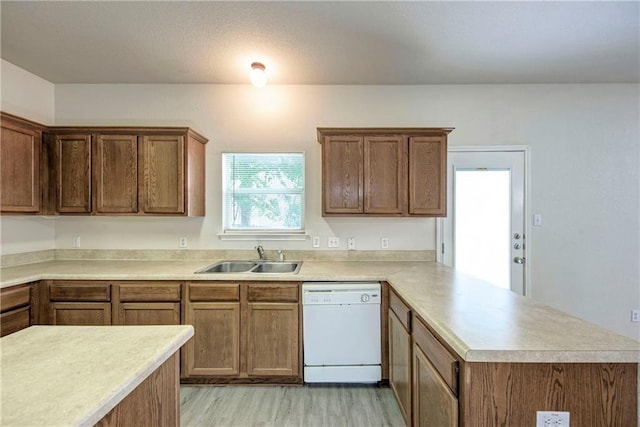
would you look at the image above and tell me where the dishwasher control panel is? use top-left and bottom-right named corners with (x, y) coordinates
top-left (302, 282), bottom-right (381, 305)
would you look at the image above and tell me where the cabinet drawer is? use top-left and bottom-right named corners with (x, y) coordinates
top-left (188, 283), bottom-right (239, 302)
top-left (118, 282), bottom-right (181, 302)
top-left (389, 289), bottom-right (411, 332)
top-left (248, 283), bottom-right (299, 303)
top-left (1, 284), bottom-right (30, 312)
top-left (50, 282), bottom-right (111, 301)
top-left (0, 306), bottom-right (30, 337)
top-left (413, 316), bottom-right (459, 395)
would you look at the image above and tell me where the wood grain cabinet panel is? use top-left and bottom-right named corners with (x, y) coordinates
top-left (321, 135), bottom-right (363, 214)
top-left (1, 284), bottom-right (31, 312)
top-left (118, 282), bottom-right (181, 302)
top-left (246, 303), bottom-right (299, 377)
top-left (118, 302), bottom-right (180, 326)
top-left (0, 306), bottom-right (31, 337)
top-left (50, 302), bottom-right (112, 325)
top-left (94, 134), bottom-right (138, 213)
top-left (49, 282), bottom-right (111, 301)
top-left (389, 309), bottom-right (412, 426)
top-left (413, 343), bottom-right (458, 427)
top-left (184, 302), bottom-right (240, 376)
top-left (55, 134), bottom-right (91, 213)
top-left (140, 135), bottom-right (184, 214)
top-left (0, 113), bottom-right (42, 213)
top-left (408, 136), bottom-right (447, 216)
top-left (318, 128), bottom-right (452, 217)
top-left (364, 136), bottom-right (405, 214)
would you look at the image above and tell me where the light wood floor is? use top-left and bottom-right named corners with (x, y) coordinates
top-left (180, 384), bottom-right (405, 427)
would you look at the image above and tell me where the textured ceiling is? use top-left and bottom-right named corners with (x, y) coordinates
top-left (1, 1), bottom-right (638, 84)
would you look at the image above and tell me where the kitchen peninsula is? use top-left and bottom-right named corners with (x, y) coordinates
top-left (1, 255), bottom-right (638, 425)
top-left (0, 324), bottom-right (193, 426)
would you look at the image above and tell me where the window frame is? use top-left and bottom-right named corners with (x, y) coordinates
top-left (220, 151), bottom-right (306, 239)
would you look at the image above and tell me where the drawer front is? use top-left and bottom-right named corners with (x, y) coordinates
top-left (118, 282), bottom-right (182, 302)
top-left (0, 306), bottom-right (30, 337)
top-left (188, 283), bottom-right (240, 302)
top-left (50, 282), bottom-right (111, 301)
top-left (389, 289), bottom-right (411, 332)
top-left (248, 283), bottom-right (299, 303)
top-left (1, 284), bottom-right (30, 312)
top-left (413, 316), bottom-right (459, 395)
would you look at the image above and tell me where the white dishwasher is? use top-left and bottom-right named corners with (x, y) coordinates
top-left (302, 282), bottom-right (381, 383)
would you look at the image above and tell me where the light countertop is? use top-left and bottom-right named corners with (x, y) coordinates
top-left (1, 259), bottom-right (638, 364)
top-left (0, 325), bottom-right (193, 427)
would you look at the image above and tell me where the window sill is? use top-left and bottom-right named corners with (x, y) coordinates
top-left (217, 232), bottom-right (309, 241)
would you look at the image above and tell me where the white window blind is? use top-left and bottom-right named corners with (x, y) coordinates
top-left (222, 153), bottom-right (305, 232)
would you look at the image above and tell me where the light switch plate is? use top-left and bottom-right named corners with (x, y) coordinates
top-left (312, 236), bottom-right (320, 248)
top-left (72, 235), bottom-right (81, 248)
top-left (533, 213), bottom-right (543, 226)
top-left (179, 237), bottom-right (188, 248)
top-left (381, 237), bottom-right (389, 249)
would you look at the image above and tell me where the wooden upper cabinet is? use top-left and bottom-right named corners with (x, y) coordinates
top-left (318, 128), bottom-right (452, 217)
top-left (364, 136), bottom-right (405, 214)
top-left (0, 113), bottom-right (43, 213)
top-left (140, 135), bottom-right (185, 214)
top-left (322, 135), bottom-right (363, 214)
top-left (409, 136), bottom-right (447, 216)
top-left (56, 134), bottom-right (92, 213)
top-left (94, 134), bottom-right (138, 213)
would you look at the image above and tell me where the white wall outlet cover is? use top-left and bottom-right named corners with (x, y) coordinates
top-left (347, 237), bottom-right (356, 250)
top-left (328, 237), bottom-right (340, 248)
top-left (631, 309), bottom-right (640, 322)
top-left (536, 411), bottom-right (570, 427)
top-left (312, 236), bottom-right (320, 248)
top-left (179, 237), bottom-right (188, 248)
top-left (381, 237), bottom-right (389, 249)
top-left (72, 235), bottom-right (81, 248)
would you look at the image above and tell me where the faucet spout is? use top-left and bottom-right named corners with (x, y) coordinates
top-left (255, 245), bottom-right (266, 260)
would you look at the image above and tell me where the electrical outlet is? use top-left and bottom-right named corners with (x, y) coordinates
top-left (631, 310), bottom-right (640, 322)
top-left (179, 237), bottom-right (188, 248)
top-left (72, 235), bottom-right (81, 248)
top-left (381, 237), bottom-right (389, 249)
top-left (328, 237), bottom-right (340, 248)
top-left (347, 237), bottom-right (356, 250)
top-left (536, 411), bottom-right (570, 427)
top-left (312, 236), bottom-right (320, 248)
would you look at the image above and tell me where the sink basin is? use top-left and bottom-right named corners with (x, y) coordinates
top-left (251, 262), bottom-right (302, 274)
top-left (196, 261), bottom-right (302, 274)
top-left (196, 261), bottom-right (256, 273)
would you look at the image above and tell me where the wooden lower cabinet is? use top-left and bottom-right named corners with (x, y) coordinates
top-left (183, 302), bottom-right (240, 377)
top-left (389, 310), bottom-right (412, 425)
top-left (118, 302), bottom-right (180, 325)
top-left (0, 283), bottom-right (32, 336)
top-left (246, 302), bottom-right (299, 376)
top-left (1, 306), bottom-right (30, 337)
top-left (50, 302), bottom-right (112, 325)
top-left (413, 342), bottom-right (458, 427)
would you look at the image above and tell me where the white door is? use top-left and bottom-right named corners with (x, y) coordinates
top-left (439, 149), bottom-right (527, 295)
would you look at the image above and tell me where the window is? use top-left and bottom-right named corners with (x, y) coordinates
top-left (222, 153), bottom-right (305, 233)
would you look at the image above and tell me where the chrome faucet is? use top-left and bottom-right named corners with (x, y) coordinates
top-left (255, 245), bottom-right (266, 260)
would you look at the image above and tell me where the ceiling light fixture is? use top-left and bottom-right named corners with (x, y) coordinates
top-left (250, 62), bottom-right (267, 88)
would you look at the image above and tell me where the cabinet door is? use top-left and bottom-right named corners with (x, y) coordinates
top-left (413, 343), bottom-right (458, 427)
top-left (246, 302), bottom-right (299, 377)
top-left (364, 136), bottom-right (405, 214)
top-left (322, 136), bottom-right (363, 214)
top-left (183, 302), bottom-right (240, 376)
top-left (0, 121), bottom-right (40, 213)
top-left (56, 134), bottom-right (91, 213)
top-left (140, 135), bottom-right (185, 214)
top-left (118, 302), bottom-right (180, 325)
top-left (50, 302), bottom-right (112, 325)
top-left (389, 310), bottom-right (412, 426)
top-left (94, 134), bottom-right (138, 213)
top-left (408, 136), bottom-right (446, 216)
top-left (0, 306), bottom-right (30, 337)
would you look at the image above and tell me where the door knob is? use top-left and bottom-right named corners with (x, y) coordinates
top-left (513, 256), bottom-right (525, 264)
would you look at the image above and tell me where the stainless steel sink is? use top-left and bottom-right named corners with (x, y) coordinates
top-left (251, 262), bottom-right (302, 274)
top-left (195, 261), bottom-right (256, 273)
top-left (196, 261), bottom-right (302, 274)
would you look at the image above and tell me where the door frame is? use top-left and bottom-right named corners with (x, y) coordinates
top-left (436, 145), bottom-right (532, 296)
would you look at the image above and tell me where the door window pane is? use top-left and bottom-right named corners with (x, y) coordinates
top-left (454, 170), bottom-right (510, 289)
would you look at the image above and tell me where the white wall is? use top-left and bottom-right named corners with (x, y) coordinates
top-left (0, 60), bottom-right (56, 255)
top-left (52, 83), bottom-right (640, 339)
